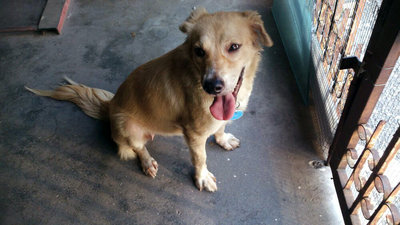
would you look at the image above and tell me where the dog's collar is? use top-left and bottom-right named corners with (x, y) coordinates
top-left (235, 101), bottom-right (240, 109)
top-left (231, 67), bottom-right (245, 121)
top-left (232, 67), bottom-right (245, 100)
top-left (232, 102), bottom-right (244, 120)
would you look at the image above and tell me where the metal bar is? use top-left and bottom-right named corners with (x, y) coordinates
top-left (366, 121), bottom-right (386, 149)
top-left (368, 183), bottom-right (400, 224)
top-left (325, 68), bottom-right (362, 166)
top-left (332, 169), bottom-right (356, 225)
top-left (387, 183), bottom-right (400, 203)
top-left (378, 137), bottom-right (400, 174)
top-left (343, 149), bottom-right (369, 190)
top-left (350, 126), bottom-right (400, 214)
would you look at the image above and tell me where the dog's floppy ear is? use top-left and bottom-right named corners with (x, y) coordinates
top-left (243, 11), bottom-right (273, 47)
top-left (179, 7), bottom-right (208, 34)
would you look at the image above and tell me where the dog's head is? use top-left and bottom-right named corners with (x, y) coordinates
top-left (180, 7), bottom-right (273, 120)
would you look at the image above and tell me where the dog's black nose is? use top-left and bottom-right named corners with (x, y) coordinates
top-left (203, 78), bottom-right (224, 95)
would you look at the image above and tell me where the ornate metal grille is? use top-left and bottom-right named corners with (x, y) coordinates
top-left (343, 56), bottom-right (400, 225)
top-left (312, 0), bottom-right (400, 224)
top-left (341, 121), bottom-right (400, 224)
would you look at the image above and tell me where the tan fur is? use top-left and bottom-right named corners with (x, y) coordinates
top-left (26, 77), bottom-right (114, 120)
top-left (26, 8), bottom-right (273, 192)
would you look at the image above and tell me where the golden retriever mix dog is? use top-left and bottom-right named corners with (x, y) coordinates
top-left (26, 7), bottom-right (273, 192)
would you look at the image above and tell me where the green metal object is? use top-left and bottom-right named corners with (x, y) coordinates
top-left (272, 0), bottom-right (314, 104)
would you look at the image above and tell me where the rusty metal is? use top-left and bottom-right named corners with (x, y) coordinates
top-left (369, 184), bottom-right (400, 224)
top-left (327, 0), bottom-right (400, 224)
top-left (342, 122), bottom-right (385, 191)
top-left (349, 127), bottom-right (400, 214)
top-left (328, 0), bottom-right (400, 168)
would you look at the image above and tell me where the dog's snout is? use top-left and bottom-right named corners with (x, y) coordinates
top-left (203, 78), bottom-right (225, 95)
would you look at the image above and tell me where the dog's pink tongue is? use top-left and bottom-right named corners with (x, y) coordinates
top-left (209, 94), bottom-right (236, 120)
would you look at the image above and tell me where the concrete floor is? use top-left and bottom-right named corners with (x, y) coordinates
top-left (0, 1), bottom-right (344, 224)
top-left (0, 0), bottom-right (47, 31)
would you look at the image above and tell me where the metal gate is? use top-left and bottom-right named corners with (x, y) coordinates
top-left (317, 0), bottom-right (400, 224)
top-left (311, 0), bottom-right (386, 156)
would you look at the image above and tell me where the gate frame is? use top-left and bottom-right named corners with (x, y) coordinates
top-left (326, 0), bottom-right (400, 224)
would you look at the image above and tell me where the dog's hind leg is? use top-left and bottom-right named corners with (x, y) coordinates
top-left (129, 140), bottom-right (158, 178)
top-left (112, 116), bottom-right (158, 178)
top-left (214, 124), bottom-right (240, 151)
top-left (114, 136), bottom-right (158, 178)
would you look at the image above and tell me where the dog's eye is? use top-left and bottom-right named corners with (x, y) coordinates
top-left (194, 47), bottom-right (205, 57)
top-left (228, 43), bottom-right (241, 52)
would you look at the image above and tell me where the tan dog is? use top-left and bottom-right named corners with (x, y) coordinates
top-left (26, 7), bottom-right (273, 192)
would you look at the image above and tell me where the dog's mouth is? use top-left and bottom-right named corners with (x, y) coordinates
top-left (209, 67), bottom-right (245, 120)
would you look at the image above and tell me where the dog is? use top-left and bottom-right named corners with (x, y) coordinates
top-left (26, 7), bottom-right (273, 192)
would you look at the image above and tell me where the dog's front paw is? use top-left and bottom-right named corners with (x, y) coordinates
top-left (141, 158), bottom-right (158, 178)
top-left (195, 168), bottom-right (217, 192)
top-left (215, 133), bottom-right (240, 151)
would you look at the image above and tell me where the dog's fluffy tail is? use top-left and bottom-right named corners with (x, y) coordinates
top-left (25, 77), bottom-right (114, 120)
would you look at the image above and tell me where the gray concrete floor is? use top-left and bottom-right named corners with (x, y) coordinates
top-left (0, 1), bottom-right (344, 224)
